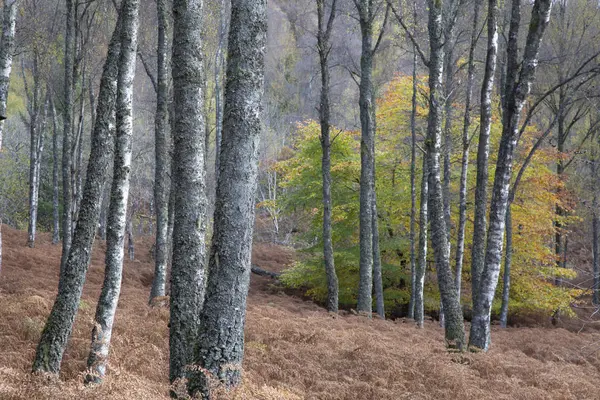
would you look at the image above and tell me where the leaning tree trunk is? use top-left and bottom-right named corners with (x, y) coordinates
top-left (86, 0), bottom-right (138, 381)
top-left (317, 0), bottom-right (339, 314)
top-left (149, 0), bottom-right (170, 303)
top-left (187, 0), bottom-right (266, 397)
top-left (471, 0), bottom-right (499, 302)
top-left (0, 0), bottom-right (17, 148)
top-left (469, 0), bottom-right (553, 351)
top-left (454, 0), bottom-right (480, 300)
top-left (51, 95), bottom-right (60, 244)
top-left (425, 0), bottom-right (465, 349)
top-left (60, 0), bottom-right (76, 277)
top-left (32, 8), bottom-right (122, 375)
top-left (414, 152), bottom-right (429, 328)
top-left (168, 0), bottom-right (209, 391)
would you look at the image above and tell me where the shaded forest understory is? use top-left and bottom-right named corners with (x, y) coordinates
top-left (2, 225), bottom-right (600, 400)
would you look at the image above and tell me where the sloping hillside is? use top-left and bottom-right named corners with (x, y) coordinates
top-left (1, 226), bottom-right (600, 399)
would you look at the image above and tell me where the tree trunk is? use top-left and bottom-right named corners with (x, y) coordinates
top-left (26, 56), bottom-right (43, 248)
top-left (372, 194), bottom-right (384, 318)
top-left (593, 196), bottom-right (599, 305)
top-left (127, 217), bottom-right (135, 261)
top-left (317, 0), bottom-right (339, 314)
top-left (426, 0), bottom-right (465, 349)
top-left (32, 7), bottom-right (122, 375)
top-left (168, 0), bottom-right (209, 391)
top-left (150, 0), bottom-right (170, 302)
top-left (214, 0), bottom-right (228, 179)
top-left (86, 0), bottom-right (138, 382)
top-left (408, 3), bottom-right (418, 319)
top-left (414, 152), bottom-right (429, 327)
top-left (187, 0), bottom-right (266, 396)
top-left (0, 0), bottom-right (17, 149)
top-left (51, 94), bottom-right (60, 245)
top-left (469, 0), bottom-right (553, 351)
top-left (471, 0), bottom-right (499, 302)
top-left (60, 0), bottom-right (76, 277)
top-left (356, 0), bottom-right (376, 316)
top-left (499, 202), bottom-right (512, 327)
top-left (454, 0), bottom-right (480, 301)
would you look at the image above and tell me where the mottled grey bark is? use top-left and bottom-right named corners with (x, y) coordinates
top-left (414, 152), bottom-right (428, 328)
top-left (317, 0), bottom-right (339, 314)
top-left (51, 95), bottom-right (60, 245)
top-left (469, 0), bottom-right (552, 351)
top-left (355, 0), bottom-right (388, 316)
top-left (407, 3), bottom-right (418, 319)
top-left (214, 0), bottom-right (227, 179)
top-left (127, 217), bottom-right (135, 261)
top-left (454, 0), bottom-right (480, 301)
top-left (60, 0), bottom-right (76, 277)
top-left (73, 69), bottom-right (86, 224)
top-left (471, 0), bottom-right (499, 302)
top-left (86, 0), bottom-right (138, 383)
top-left (499, 204), bottom-right (512, 327)
top-left (0, 0), bottom-right (17, 149)
top-left (372, 195), bottom-right (384, 318)
top-left (32, 7), bottom-right (122, 374)
top-left (24, 55), bottom-right (44, 248)
top-left (187, 0), bottom-right (266, 396)
top-left (168, 0), bottom-right (208, 390)
top-left (593, 195), bottom-right (599, 305)
top-left (150, 0), bottom-right (170, 302)
top-left (426, 0), bottom-right (465, 349)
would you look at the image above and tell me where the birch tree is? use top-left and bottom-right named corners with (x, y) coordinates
top-left (469, 0), bottom-right (553, 351)
top-left (32, 5), bottom-right (122, 374)
top-left (0, 0), bottom-right (16, 148)
top-left (87, 0), bottom-right (139, 381)
top-left (454, 0), bottom-right (480, 300)
top-left (425, 0), bottom-right (465, 348)
top-left (317, 0), bottom-right (339, 313)
top-left (354, 0), bottom-right (388, 317)
top-left (149, 0), bottom-right (170, 303)
top-left (471, 0), bottom-right (499, 302)
top-left (187, 0), bottom-right (267, 395)
top-left (168, 0), bottom-right (208, 390)
top-left (60, 0), bottom-right (76, 275)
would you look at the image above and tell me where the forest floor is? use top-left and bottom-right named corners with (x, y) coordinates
top-left (2, 225), bottom-right (600, 399)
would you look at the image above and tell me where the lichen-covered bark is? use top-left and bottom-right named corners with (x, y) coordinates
top-left (355, 0), bottom-right (374, 316)
top-left (0, 0), bottom-right (17, 150)
top-left (414, 153), bottom-right (428, 327)
top-left (593, 194), bottom-right (599, 305)
top-left (86, 2), bottom-right (138, 381)
top-left (169, 0), bottom-right (208, 390)
top-left (372, 193), bottom-right (384, 318)
top-left (408, 15), bottom-right (418, 319)
top-left (471, 0), bottom-right (499, 302)
top-left (499, 204), bottom-right (512, 328)
top-left (32, 7), bottom-right (122, 374)
top-left (150, 0), bottom-right (170, 302)
top-left (469, 0), bottom-right (553, 351)
top-left (51, 95), bottom-right (60, 245)
top-left (317, 0), bottom-right (339, 314)
top-left (214, 0), bottom-right (227, 179)
top-left (60, 0), bottom-right (75, 276)
top-left (26, 56), bottom-right (44, 248)
top-left (187, 0), bottom-right (266, 396)
top-left (454, 0), bottom-right (480, 300)
top-left (426, 0), bottom-right (465, 349)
